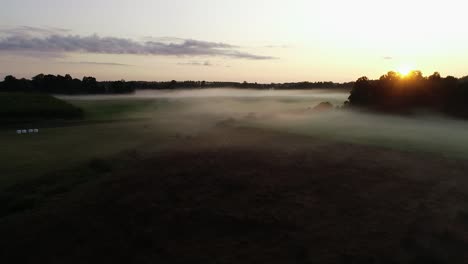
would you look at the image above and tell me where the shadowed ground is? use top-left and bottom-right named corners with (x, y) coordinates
top-left (1, 126), bottom-right (468, 263)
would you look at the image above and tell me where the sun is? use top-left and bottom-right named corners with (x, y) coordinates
top-left (397, 65), bottom-right (414, 76)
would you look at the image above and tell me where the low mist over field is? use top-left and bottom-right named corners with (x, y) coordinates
top-left (57, 88), bottom-right (350, 100)
top-left (59, 88), bottom-right (468, 159)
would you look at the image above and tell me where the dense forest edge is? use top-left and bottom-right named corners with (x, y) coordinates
top-left (346, 71), bottom-right (468, 119)
top-left (0, 74), bottom-right (353, 95)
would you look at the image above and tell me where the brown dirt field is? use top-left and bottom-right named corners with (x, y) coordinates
top-left (1, 126), bottom-right (468, 263)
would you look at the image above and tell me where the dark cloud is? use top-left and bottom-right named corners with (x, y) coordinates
top-left (0, 27), bottom-right (276, 60)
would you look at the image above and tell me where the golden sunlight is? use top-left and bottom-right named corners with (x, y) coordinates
top-left (397, 65), bottom-right (415, 76)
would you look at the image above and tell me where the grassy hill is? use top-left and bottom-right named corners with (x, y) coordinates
top-left (0, 93), bottom-right (83, 120)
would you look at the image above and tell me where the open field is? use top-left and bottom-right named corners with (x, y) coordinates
top-left (1, 89), bottom-right (350, 188)
top-left (2, 89), bottom-right (468, 263)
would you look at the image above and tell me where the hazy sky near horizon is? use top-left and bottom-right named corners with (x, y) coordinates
top-left (1, 0), bottom-right (467, 82)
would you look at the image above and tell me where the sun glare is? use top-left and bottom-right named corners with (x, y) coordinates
top-left (397, 65), bottom-right (415, 76)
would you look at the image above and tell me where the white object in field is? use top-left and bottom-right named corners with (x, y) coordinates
top-left (34, 129), bottom-right (39, 133)
top-left (17, 130), bottom-right (22, 134)
top-left (28, 129), bottom-right (34, 133)
top-left (22, 129), bottom-right (27, 134)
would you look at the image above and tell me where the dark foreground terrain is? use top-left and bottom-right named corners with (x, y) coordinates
top-left (2, 126), bottom-right (468, 263)
top-left (0, 93), bottom-right (83, 120)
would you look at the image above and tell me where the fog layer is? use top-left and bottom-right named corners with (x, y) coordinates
top-left (63, 88), bottom-right (468, 159)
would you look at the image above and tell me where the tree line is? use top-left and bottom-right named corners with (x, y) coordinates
top-left (0, 74), bottom-right (135, 94)
top-left (347, 71), bottom-right (468, 118)
top-left (130, 80), bottom-right (353, 90)
top-left (0, 74), bottom-right (353, 94)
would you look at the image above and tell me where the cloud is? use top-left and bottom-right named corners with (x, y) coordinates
top-left (141, 36), bottom-right (185, 43)
top-left (0, 27), bottom-right (276, 60)
top-left (0, 26), bottom-right (70, 37)
top-left (264, 44), bottom-right (290, 48)
top-left (60, 61), bottom-right (132, 67)
top-left (178, 61), bottom-right (213, 67)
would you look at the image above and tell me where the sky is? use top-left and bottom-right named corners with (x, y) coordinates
top-left (0, 0), bottom-right (467, 82)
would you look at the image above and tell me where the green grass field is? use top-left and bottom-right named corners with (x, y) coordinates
top-left (0, 98), bottom-right (177, 219)
top-left (0, 97), bottom-right (237, 189)
top-left (0, 99), bottom-right (164, 188)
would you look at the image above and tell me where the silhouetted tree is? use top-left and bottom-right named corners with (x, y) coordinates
top-left (347, 71), bottom-right (468, 119)
top-left (348, 77), bottom-right (374, 106)
top-left (2, 75), bottom-right (19, 92)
